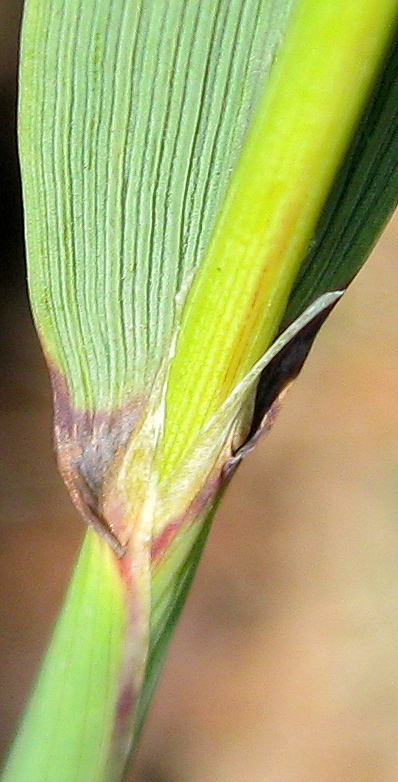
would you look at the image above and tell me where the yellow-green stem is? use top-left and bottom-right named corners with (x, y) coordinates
top-left (161, 0), bottom-right (398, 479)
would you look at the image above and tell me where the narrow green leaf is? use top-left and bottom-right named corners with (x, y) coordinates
top-left (283, 26), bottom-right (398, 326)
top-left (161, 0), bottom-right (398, 479)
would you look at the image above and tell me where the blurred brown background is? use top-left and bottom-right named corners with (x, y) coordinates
top-left (2, 4), bottom-right (398, 781)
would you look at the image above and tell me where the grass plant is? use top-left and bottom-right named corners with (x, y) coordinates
top-left (2, 1), bottom-right (398, 780)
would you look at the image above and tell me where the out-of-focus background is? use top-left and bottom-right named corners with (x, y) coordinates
top-left (2, 5), bottom-right (398, 781)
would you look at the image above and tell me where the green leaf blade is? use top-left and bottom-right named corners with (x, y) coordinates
top-left (283, 27), bottom-right (398, 326)
top-left (20, 0), bottom-right (296, 411)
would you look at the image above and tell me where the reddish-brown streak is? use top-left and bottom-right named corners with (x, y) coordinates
top-left (151, 397), bottom-right (284, 565)
top-left (49, 366), bottom-right (146, 556)
top-left (151, 466), bottom-right (226, 564)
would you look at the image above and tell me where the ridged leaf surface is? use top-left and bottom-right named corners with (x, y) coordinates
top-left (20, 0), bottom-right (295, 410)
